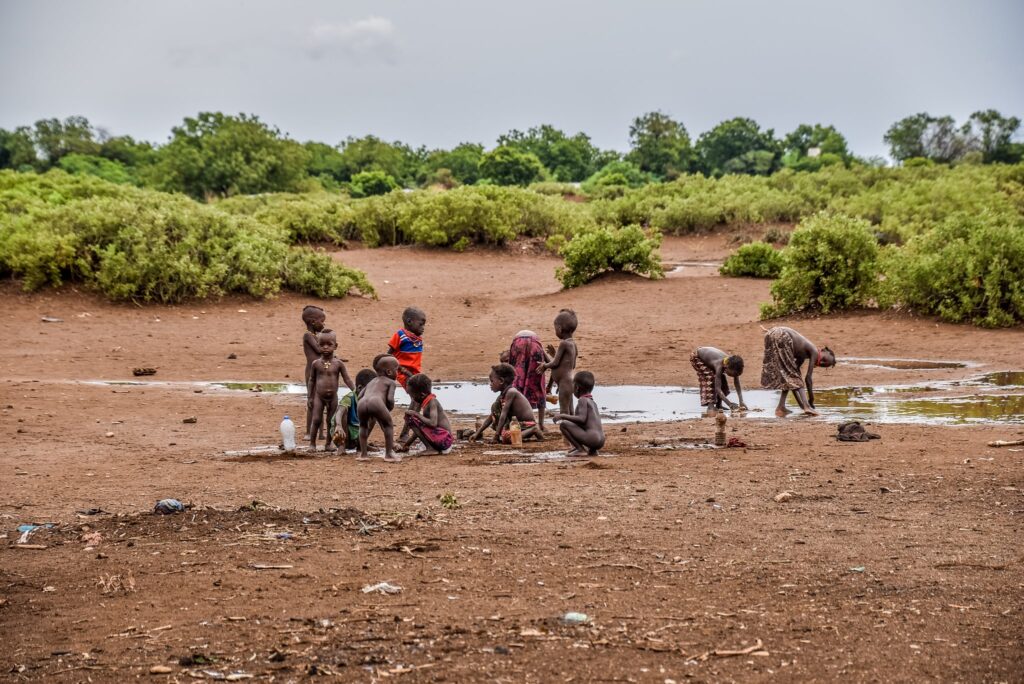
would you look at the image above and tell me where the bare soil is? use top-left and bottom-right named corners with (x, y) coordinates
top-left (1, 234), bottom-right (1022, 682)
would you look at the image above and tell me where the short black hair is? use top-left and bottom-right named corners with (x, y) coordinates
top-left (821, 346), bottom-right (836, 367)
top-left (317, 329), bottom-right (337, 344)
top-left (723, 354), bottom-right (744, 375)
top-left (402, 306), bottom-right (426, 326)
top-left (574, 370), bottom-right (595, 394)
top-left (301, 305), bottom-right (325, 324)
top-left (371, 353), bottom-right (388, 372)
top-left (491, 363), bottom-right (516, 386)
top-left (355, 369), bottom-right (376, 388)
top-left (554, 308), bottom-right (578, 334)
top-left (407, 373), bottom-right (432, 396)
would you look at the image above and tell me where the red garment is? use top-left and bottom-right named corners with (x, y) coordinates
top-left (388, 328), bottom-right (423, 388)
top-left (508, 333), bottom-right (545, 409)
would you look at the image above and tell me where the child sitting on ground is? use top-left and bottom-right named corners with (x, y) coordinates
top-left (691, 347), bottom-right (747, 414)
top-left (301, 305), bottom-right (327, 438)
top-left (334, 368), bottom-right (376, 452)
top-left (471, 363), bottom-right (544, 444)
top-left (397, 373), bottom-right (454, 455)
top-left (552, 370), bottom-right (605, 457)
top-left (357, 355), bottom-right (400, 463)
top-left (539, 309), bottom-right (579, 419)
top-left (307, 330), bottom-right (354, 452)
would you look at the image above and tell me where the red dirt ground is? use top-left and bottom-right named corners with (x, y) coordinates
top-left (1, 234), bottom-right (1022, 682)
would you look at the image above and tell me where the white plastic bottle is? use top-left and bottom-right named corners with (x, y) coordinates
top-left (280, 415), bottom-right (296, 451)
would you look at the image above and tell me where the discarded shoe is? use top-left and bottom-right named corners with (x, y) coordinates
top-left (836, 421), bottom-right (880, 442)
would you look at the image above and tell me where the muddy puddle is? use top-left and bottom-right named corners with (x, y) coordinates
top-left (842, 357), bottom-right (972, 370)
top-left (82, 370), bottom-right (1024, 425)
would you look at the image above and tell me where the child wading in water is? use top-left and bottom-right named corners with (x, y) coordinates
top-left (552, 370), bottom-right (605, 456)
top-left (358, 355), bottom-right (400, 462)
top-left (301, 305), bottom-right (327, 439)
top-left (334, 369), bottom-right (375, 452)
top-left (539, 309), bottom-right (578, 420)
top-left (691, 347), bottom-right (747, 414)
top-left (387, 307), bottom-right (426, 442)
top-left (471, 363), bottom-right (544, 443)
top-left (760, 326), bottom-right (835, 417)
top-left (306, 330), bottom-right (354, 451)
top-left (397, 373), bottom-right (454, 455)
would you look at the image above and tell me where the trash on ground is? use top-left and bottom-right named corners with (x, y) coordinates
top-left (149, 664), bottom-right (173, 674)
top-left (40, 316), bottom-right (63, 323)
top-left (361, 581), bottom-right (403, 594)
top-left (182, 416), bottom-right (198, 424)
top-left (561, 611), bottom-right (590, 625)
top-left (132, 367), bottom-right (157, 376)
top-left (76, 508), bottom-right (108, 516)
top-left (849, 566), bottom-right (866, 573)
top-left (988, 439), bottom-right (1024, 447)
top-left (774, 491), bottom-right (798, 503)
top-left (836, 421), bottom-right (881, 442)
top-left (153, 499), bottom-right (187, 515)
top-left (726, 436), bottom-right (748, 448)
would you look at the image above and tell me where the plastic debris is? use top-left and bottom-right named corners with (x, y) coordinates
top-left (40, 316), bottom-right (63, 323)
top-left (182, 416), bottom-right (198, 424)
top-left (561, 611), bottom-right (590, 625)
top-left (361, 581), bottom-right (403, 595)
top-left (133, 367), bottom-right (157, 376)
top-left (153, 499), bottom-right (186, 515)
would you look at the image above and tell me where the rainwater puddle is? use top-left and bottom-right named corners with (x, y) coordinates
top-left (842, 357), bottom-right (971, 371)
top-left (84, 374), bottom-right (1024, 425)
top-left (664, 260), bottom-right (722, 277)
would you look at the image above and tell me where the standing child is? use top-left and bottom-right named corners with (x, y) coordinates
top-left (691, 347), bottom-right (747, 414)
top-left (552, 370), bottom-right (605, 457)
top-left (398, 373), bottom-right (454, 455)
top-left (539, 309), bottom-right (578, 419)
top-left (334, 368), bottom-right (376, 452)
top-left (478, 362), bottom-right (544, 444)
top-left (301, 305), bottom-right (327, 438)
top-left (358, 355), bottom-right (400, 463)
top-left (307, 330), bottom-right (354, 452)
top-left (507, 330), bottom-right (549, 430)
top-left (387, 307), bottom-right (426, 443)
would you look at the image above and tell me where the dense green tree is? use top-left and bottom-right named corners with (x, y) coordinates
top-left (884, 113), bottom-right (974, 164)
top-left (497, 125), bottom-right (602, 182)
top-left (98, 134), bottom-right (156, 168)
top-left (0, 127), bottom-right (38, 169)
top-left (57, 153), bottom-right (136, 184)
top-left (419, 143), bottom-right (485, 186)
top-left (32, 116), bottom-right (101, 166)
top-left (695, 117), bottom-right (781, 177)
top-left (581, 160), bottom-right (653, 192)
top-left (348, 170), bottom-right (399, 198)
top-left (303, 141), bottom-right (347, 185)
top-left (782, 124), bottom-right (852, 171)
top-left (965, 109), bottom-right (1022, 164)
top-left (155, 112), bottom-right (310, 199)
top-left (478, 146), bottom-right (546, 186)
top-left (625, 111), bottom-right (692, 179)
top-left (336, 135), bottom-right (423, 187)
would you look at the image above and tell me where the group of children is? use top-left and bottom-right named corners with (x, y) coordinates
top-left (300, 305), bottom-right (606, 463)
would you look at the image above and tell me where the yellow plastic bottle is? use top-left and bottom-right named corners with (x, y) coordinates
top-left (510, 418), bottom-right (523, 446)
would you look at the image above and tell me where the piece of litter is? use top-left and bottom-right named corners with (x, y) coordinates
top-left (849, 566), bottom-right (865, 573)
top-left (182, 416), bottom-right (198, 424)
top-left (149, 665), bottom-right (173, 674)
top-left (250, 564), bottom-right (294, 570)
top-left (361, 582), bottom-right (402, 595)
top-left (154, 499), bottom-right (186, 515)
top-left (561, 612), bottom-right (590, 625)
top-left (41, 316), bottom-right (63, 323)
top-left (774, 491), bottom-right (797, 503)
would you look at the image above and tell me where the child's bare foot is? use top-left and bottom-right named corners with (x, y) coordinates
top-left (419, 448), bottom-right (440, 456)
top-left (383, 453), bottom-right (402, 463)
top-left (775, 407), bottom-right (792, 417)
top-left (324, 442), bottom-right (337, 453)
top-left (566, 448), bottom-right (587, 457)
top-left (355, 454), bottom-right (372, 462)
top-left (802, 408), bottom-right (820, 417)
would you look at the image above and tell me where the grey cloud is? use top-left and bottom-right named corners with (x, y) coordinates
top-left (305, 16), bottom-right (399, 65)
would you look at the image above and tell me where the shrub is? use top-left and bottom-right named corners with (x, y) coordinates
top-left (348, 170), bottom-right (399, 198)
top-left (761, 213), bottom-right (879, 317)
top-left (557, 224), bottom-right (663, 288)
top-left (478, 146), bottom-right (546, 186)
top-left (882, 212), bottom-right (1024, 327)
top-left (57, 153), bottom-right (136, 185)
top-left (282, 247), bottom-right (375, 299)
top-left (720, 241), bottom-right (784, 278)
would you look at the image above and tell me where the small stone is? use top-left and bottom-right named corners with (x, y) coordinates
top-left (774, 491), bottom-right (796, 503)
top-left (182, 417), bottom-right (197, 424)
top-left (227, 353), bottom-right (237, 360)
top-left (149, 665), bottom-right (173, 674)
top-left (105, 431), bottom-right (115, 438)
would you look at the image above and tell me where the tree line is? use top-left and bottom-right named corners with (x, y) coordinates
top-left (0, 109), bottom-right (1019, 200)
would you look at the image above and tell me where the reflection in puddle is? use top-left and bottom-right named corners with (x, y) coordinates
top-left (842, 357), bottom-right (969, 370)
top-left (84, 373), bottom-right (1024, 426)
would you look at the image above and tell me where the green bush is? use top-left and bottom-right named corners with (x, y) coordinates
top-left (57, 153), bottom-right (136, 185)
top-left (0, 176), bottom-right (373, 303)
top-left (557, 224), bottom-right (663, 288)
top-left (348, 170), bottom-right (399, 198)
top-left (761, 213), bottom-right (879, 317)
top-left (882, 212), bottom-right (1024, 327)
top-left (282, 247), bottom-right (376, 299)
top-left (720, 241), bottom-right (784, 278)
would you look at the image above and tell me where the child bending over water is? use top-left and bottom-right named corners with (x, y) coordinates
top-left (474, 363), bottom-right (544, 444)
top-left (691, 347), bottom-right (746, 413)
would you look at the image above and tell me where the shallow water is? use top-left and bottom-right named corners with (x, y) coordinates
top-left (83, 370), bottom-right (1024, 426)
top-left (841, 357), bottom-right (970, 370)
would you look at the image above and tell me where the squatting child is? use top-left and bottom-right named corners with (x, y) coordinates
top-left (397, 373), bottom-right (454, 455)
top-left (307, 329), bottom-right (354, 452)
top-left (333, 368), bottom-right (376, 452)
top-left (471, 363), bottom-right (544, 444)
top-left (552, 370), bottom-right (605, 457)
top-left (358, 355), bottom-right (400, 463)
top-left (301, 305), bottom-right (327, 438)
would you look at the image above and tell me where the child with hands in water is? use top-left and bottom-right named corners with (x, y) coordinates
top-left (358, 355), bottom-right (400, 463)
top-left (397, 373), bottom-right (454, 455)
top-left (691, 347), bottom-right (747, 414)
top-left (307, 329), bottom-right (354, 452)
top-left (551, 370), bottom-right (605, 457)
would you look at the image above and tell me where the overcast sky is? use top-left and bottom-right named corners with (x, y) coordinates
top-left (1, 0), bottom-right (1022, 159)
